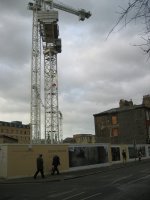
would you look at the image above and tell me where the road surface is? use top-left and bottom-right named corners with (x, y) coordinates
top-left (1, 161), bottom-right (150, 200)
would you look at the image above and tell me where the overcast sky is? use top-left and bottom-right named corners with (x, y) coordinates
top-left (0, 0), bottom-right (149, 139)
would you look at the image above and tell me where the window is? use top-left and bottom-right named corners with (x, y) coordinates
top-left (112, 116), bottom-right (118, 125)
top-left (111, 128), bottom-right (119, 137)
top-left (146, 111), bottom-right (150, 120)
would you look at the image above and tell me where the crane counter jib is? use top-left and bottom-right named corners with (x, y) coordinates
top-left (28, 0), bottom-right (92, 21)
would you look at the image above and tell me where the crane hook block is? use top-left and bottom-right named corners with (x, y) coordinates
top-left (79, 9), bottom-right (91, 21)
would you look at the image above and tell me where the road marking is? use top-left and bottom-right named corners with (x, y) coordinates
top-left (127, 174), bottom-right (150, 184)
top-left (48, 189), bottom-right (76, 198)
top-left (141, 169), bottom-right (150, 173)
top-left (111, 174), bottom-right (133, 184)
top-left (62, 192), bottom-right (85, 200)
top-left (100, 174), bottom-right (112, 178)
top-left (80, 192), bottom-right (102, 200)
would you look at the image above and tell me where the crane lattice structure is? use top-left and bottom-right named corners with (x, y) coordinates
top-left (28, 0), bottom-right (91, 144)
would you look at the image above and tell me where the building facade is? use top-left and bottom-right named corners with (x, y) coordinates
top-left (73, 134), bottom-right (95, 144)
top-left (0, 135), bottom-right (18, 143)
top-left (0, 121), bottom-right (30, 144)
top-left (94, 95), bottom-right (150, 144)
top-left (63, 134), bottom-right (96, 144)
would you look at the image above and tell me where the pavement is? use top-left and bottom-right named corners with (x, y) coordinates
top-left (0, 159), bottom-right (149, 184)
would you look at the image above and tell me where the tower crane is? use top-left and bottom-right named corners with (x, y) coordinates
top-left (28, 0), bottom-right (91, 144)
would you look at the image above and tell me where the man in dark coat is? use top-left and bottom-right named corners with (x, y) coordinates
top-left (122, 150), bottom-right (127, 164)
top-left (34, 154), bottom-right (45, 179)
top-left (51, 155), bottom-right (60, 175)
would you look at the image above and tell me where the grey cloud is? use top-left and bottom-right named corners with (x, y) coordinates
top-left (0, 15), bottom-right (32, 67)
top-left (0, 0), bottom-right (30, 17)
top-left (0, 0), bottom-right (150, 138)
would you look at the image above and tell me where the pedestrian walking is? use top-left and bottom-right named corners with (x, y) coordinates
top-left (122, 150), bottom-right (127, 164)
top-left (51, 155), bottom-right (60, 175)
top-left (34, 154), bottom-right (45, 179)
top-left (138, 151), bottom-right (143, 162)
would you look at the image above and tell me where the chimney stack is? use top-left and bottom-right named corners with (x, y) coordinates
top-left (119, 99), bottom-right (133, 108)
top-left (142, 95), bottom-right (150, 107)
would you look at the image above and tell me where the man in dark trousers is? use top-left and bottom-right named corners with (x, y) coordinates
top-left (138, 151), bottom-right (143, 161)
top-left (34, 154), bottom-right (45, 179)
top-left (51, 155), bottom-right (60, 175)
top-left (122, 150), bottom-right (127, 164)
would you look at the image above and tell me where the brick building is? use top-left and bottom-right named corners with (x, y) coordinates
top-left (63, 134), bottom-right (95, 144)
top-left (0, 121), bottom-right (30, 144)
top-left (73, 134), bottom-right (95, 144)
top-left (0, 135), bottom-right (18, 143)
top-left (93, 95), bottom-right (150, 144)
